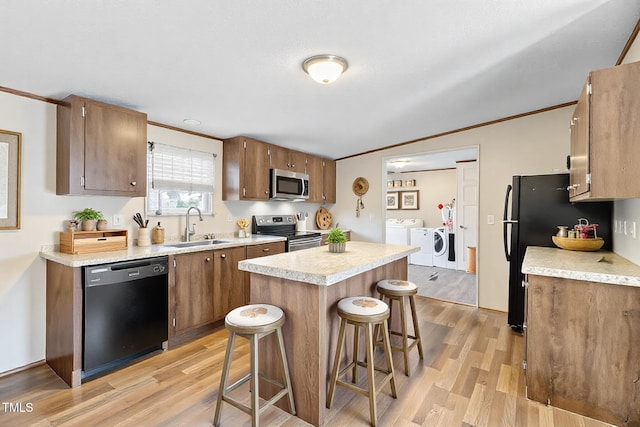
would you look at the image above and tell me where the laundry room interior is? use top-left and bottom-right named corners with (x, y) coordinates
top-left (385, 148), bottom-right (478, 306)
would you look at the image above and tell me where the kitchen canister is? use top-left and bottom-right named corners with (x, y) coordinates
top-left (137, 227), bottom-right (151, 247)
top-left (152, 222), bottom-right (165, 244)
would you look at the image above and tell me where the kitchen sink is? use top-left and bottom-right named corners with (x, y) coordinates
top-left (161, 240), bottom-right (229, 248)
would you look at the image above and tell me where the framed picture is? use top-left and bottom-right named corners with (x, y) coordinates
top-left (0, 129), bottom-right (21, 230)
top-left (404, 179), bottom-right (416, 187)
top-left (387, 180), bottom-right (394, 188)
top-left (400, 190), bottom-right (419, 210)
top-left (393, 180), bottom-right (402, 187)
top-left (386, 192), bottom-right (399, 210)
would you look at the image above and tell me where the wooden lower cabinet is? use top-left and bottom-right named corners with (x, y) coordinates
top-left (246, 241), bottom-right (285, 259)
top-left (525, 274), bottom-right (640, 426)
top-left (213, 246), bottom-right (247, 321)
top-left (171, 251), bottom-right (215, 338)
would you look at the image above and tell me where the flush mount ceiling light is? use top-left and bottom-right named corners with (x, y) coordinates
top-left (302, 55), bottom-right (348, 84)
top-left (183, 118), bottom-right (201, 126)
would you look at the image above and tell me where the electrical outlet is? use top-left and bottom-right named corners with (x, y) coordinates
top-left (113, 214), bottom-right (123, 226)
top-left (487, 215), bottom-right (495, 225)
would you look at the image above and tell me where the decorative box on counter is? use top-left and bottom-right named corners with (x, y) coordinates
top-left (59, 229), bottom-right (128, 254)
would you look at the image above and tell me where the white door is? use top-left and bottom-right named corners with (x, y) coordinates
top-left (456, 162), bottom-right (478, 270)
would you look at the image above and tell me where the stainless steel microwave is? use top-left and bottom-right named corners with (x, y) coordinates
top-left (270, 169), bottom-right (309, 201)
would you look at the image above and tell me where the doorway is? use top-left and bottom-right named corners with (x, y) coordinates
top-left (384, 148), bottom-right (478, 306)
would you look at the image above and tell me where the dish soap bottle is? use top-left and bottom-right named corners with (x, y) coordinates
top-left (152, 222), bottom-right (165, 244)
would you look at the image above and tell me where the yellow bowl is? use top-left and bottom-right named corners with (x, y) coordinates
top-left (552, 236), bottom-right (604, 251)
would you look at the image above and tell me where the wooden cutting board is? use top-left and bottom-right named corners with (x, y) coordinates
top-left (315, 207), bottom-right (332, 230)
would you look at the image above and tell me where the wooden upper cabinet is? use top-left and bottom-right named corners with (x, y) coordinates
top-left (568, 83), bottom-right (589, 199)
top-left (270, 145), bottom-right (306, 173)
top-left (306, 155), bottom-right (324, 203)
top-left (322, 158), bottom-right (337, 203)
top-left (222, 136), bottom-right (271, 200)
top-left (222, 136), bottom-right (337, 203)
top-left (569, 61), bottom-right (640, 201)
top-left (56, 95), bottom-right (147, 196)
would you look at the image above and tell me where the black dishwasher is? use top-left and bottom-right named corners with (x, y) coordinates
top-left (83, 256), bottom-right (168, 380)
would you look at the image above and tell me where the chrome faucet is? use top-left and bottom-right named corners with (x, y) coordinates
top-left (185, 207), bottom-right (203, 241)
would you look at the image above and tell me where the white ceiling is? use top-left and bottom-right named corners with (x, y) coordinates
top-left (2, 1), bottom-right (639, 159)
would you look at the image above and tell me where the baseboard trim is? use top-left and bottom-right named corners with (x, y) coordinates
top-left (0, 359), bottom-right (46, 378)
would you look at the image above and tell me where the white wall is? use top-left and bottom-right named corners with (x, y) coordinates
top-left (333, 107), bottom-right (575, 312)
top-left (385, 169), bottom-right (457, 228)
top-left (0, 92), bottom-right (325, 374)
top-left (613, 33), bottom-right (640, 264)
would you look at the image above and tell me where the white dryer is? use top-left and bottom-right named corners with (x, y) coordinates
top-left (432, 227), bottom-right (448, 268)
top-left (386, 218), bottom-right (424, 245)
top-left (409, 228), bottom-right (434, 266)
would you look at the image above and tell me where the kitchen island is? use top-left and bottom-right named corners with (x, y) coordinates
top-left (522, 247), bottom-right (640, 426)
top-left (238, 241), bottom-right (418, 426)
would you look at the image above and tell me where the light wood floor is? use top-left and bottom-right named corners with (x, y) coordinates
top-left (409, 265), bottom-right (477, 306)
top-left (0, 297), bottom-right (611, 427)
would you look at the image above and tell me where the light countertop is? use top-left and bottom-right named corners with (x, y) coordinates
top-left (522, 246), bottom-right (640, 287)
top-left (39, 235), bottom-right (286, 267)
top-left (238, 241), bottom-right (418, 286)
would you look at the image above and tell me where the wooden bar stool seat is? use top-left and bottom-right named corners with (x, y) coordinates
top-left (213, 304), bottom-right (295, 427)
top-left (327, 296), bottom-right (397, 427)
top-left (375, 279), bottom-right (424, 376)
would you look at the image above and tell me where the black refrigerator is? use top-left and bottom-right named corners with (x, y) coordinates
top-left (502, 173), bottom-right (612, 332)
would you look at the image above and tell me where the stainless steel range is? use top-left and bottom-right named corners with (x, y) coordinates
top-left (252, 215), bottom-right (321, 252)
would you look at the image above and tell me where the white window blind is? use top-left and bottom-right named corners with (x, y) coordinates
top-left (149, 143), bottom-right (215, 192)
top-left (147, 142), bottom-right (216, 215)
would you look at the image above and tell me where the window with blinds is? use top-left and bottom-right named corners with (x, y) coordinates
top-left (146, 142), bottom-right (216, 215)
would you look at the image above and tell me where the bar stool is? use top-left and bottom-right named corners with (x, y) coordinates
top-left (327, 296), bottom-right (397, 427)
top-left (375, 279), bottom-right (424, 376)
top-left (213, 304), bottom-right (295, 427)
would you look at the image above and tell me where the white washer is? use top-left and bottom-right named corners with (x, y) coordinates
top-left (386, 218), bottom-right (424, 245)
top-left (432, 227), bottom-right (448, 268)
top-left (409, 228), bottom-right (434, 266)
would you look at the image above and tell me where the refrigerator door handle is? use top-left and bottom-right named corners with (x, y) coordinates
top-left (502, 184), bottom-right (516, 261)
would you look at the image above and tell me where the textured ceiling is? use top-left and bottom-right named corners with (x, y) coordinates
top-left (2, 1), bottom-right (639, 159)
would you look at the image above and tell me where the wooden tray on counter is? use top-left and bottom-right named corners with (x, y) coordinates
top-left (59, 229), bottom-right (128, 254)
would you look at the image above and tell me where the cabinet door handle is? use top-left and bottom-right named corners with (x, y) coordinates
top-left (265, 190), bottom-right (269, 195)
top-left (262, 248), bottom-right (270, 252)
top-left (130, 181), bottom-right (137, 187)
top-left (205, 257), bottom-right (211, 262)
top-left (221, 254), bottom-right (226, 259)
top-left (566, 184), bottom-right (579, 191)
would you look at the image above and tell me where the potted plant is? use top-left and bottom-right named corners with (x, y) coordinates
top-left (326, 227), bottom-right (347, 253)
top-left (73, 208), bottom-right (104, 231)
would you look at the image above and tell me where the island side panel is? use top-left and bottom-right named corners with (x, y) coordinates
top-left (526, 275), bottom-right (640, 426)
top-left (250, 274), bottom-right (324, 426)
top-left (249, 256), bottom-right (407, 426)
top-left (46, 260), bottom-right (83, 387)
